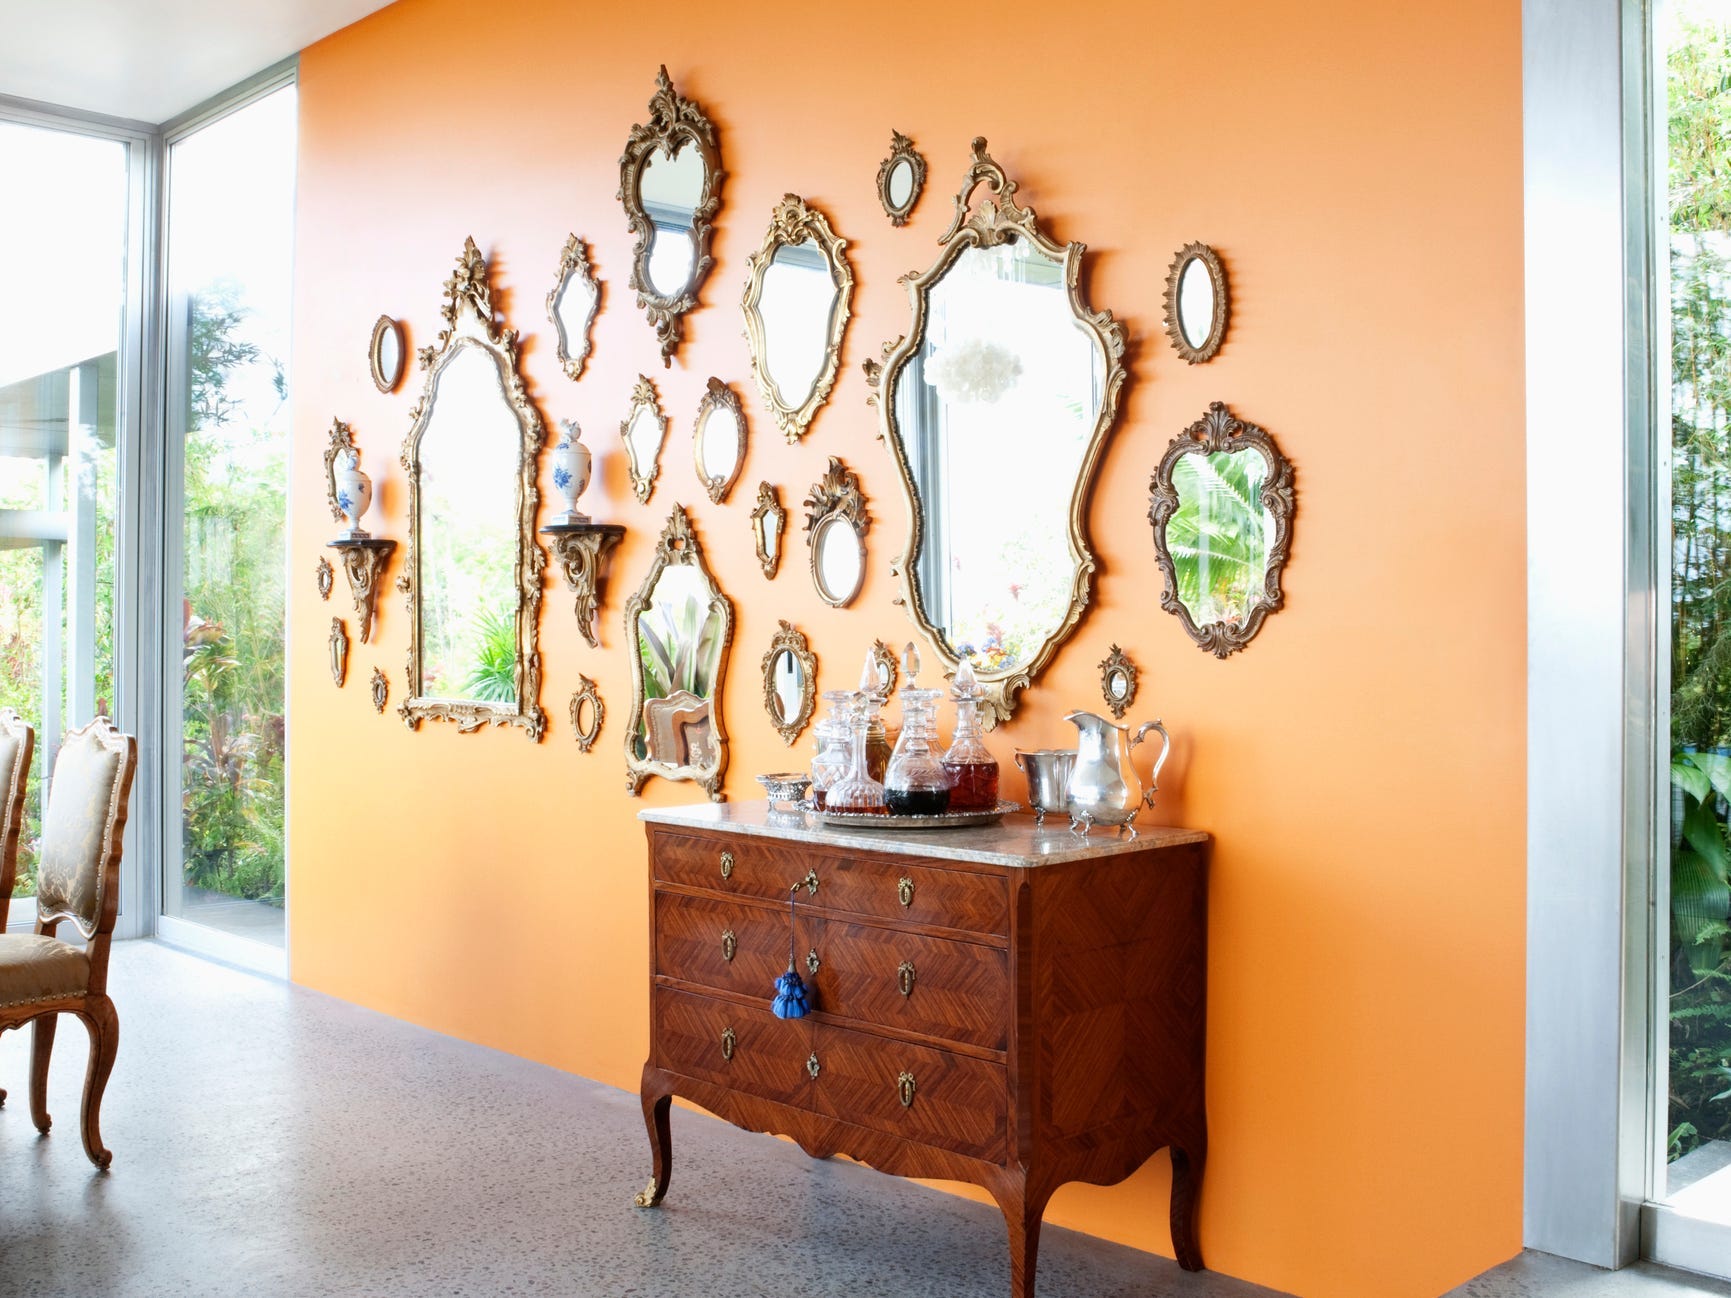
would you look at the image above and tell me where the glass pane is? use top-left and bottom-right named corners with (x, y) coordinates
top-left (167, 87), bottom-right (296, 945)
top-left (0, 121), bottom-right (127, 908)
top-left (1665, 0), bottom-right (1731, 1217)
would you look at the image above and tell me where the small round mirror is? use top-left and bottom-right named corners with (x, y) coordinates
top-left (887, 158), bottom-right (916, 210)
top-left (370, 315), bottom-right (404, 393)
top-left (813, 515), bottom-right (864, 607)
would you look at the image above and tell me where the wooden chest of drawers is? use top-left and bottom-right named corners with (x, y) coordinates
top-left (635, 803), bottom-right (1210, 1298)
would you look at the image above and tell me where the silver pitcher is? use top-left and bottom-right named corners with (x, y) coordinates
top-left (1063, 710), bottom-right (1172, 835)
top-left (1014, 748), bottom-right (1077, 825)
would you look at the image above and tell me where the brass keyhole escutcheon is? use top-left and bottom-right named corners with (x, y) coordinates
top-left (721, 929), bottom-right (737, 962)
top-left (806, 1051), bottom-right (821, 1080)
top-left (897, 876), bottom-right (914, 907)
top-left (720, 850), bottom-right (734, 880)
top-left (897, 1070), bottom-right (917, 1108)
top-left (721, 1026), bottom-right (736, 1061)
top-left (897, 960), bottom-right (916, 998)
top-left (802, 869), bottom-right (820, 896)
top-left (806, 948), bottom-right (821, 976)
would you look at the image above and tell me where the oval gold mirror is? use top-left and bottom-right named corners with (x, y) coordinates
top-left (742, 195), bottom-right (853, 443)
top-left (369, 315), bottom-right (404, 393)
top-left (693, 377), bottom-right (745, 505)
top-left (1098, 643), bottom-right (1137, 719)
top-left (867, 139), bottom-right (1127, 723)
top-left (547, 234), bottom-right (600, 382)
top-left (1149, 401), bottom-right (1295, 657)
top-left (762, 620), bottom-right (816, 745)
top-left (1163, 242), bottom-right (1228, 364)
top-left (877, 130), bottom-right (926, 227)
top-left (569, 675), bottom-right (604, 752)
top-left (803, 458), bottom-right (869, 608)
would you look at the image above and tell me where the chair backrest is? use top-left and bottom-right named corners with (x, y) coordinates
top-left (35, 717), bottom-right (136, 942)
top-left (0, 709), bottom-right (34, 925)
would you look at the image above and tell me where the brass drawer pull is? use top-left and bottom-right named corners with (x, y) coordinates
top-left (897, 876), bottom-right (914, 908)
top-left (721, 1026), bottom-right (736, 1061)
top-left (721, 929), bottom-right (737, 962)
top-left (897, 1070), bottom-right (917, 1108)
top-left (806, 1051), bottom-right (822, 1080)
top-left (806, 948), bottom-right (821, 976)
top-left (719, 850), bottom-right (734, 880)
top-left (897, 960), bottom-right (916, 998)
top-left (801, 869), bottom-right (820, 896)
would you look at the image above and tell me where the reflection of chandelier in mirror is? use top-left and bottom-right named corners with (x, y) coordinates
top-left (925, 337), bottom-right (1023, 405)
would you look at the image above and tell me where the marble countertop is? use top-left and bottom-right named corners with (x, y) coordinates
top-left (638, 800), bottom-right (1208, 868)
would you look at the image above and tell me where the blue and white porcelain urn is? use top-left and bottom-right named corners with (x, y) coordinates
top-left (550, 420), bottom-right (592, 525)
top-left (333, 448), bottom-right (373, 539)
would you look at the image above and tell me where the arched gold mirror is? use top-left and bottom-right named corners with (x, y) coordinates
top-left (1148, 401), bottom-right (1295, 657)
top-left (804, 457), bottom-right (869, 608)
top-left (625, 506), bottom-right (733, 799)
top-left (547, 234), bottom-right (599, 382)
top-left (618, 67), bottom-right (723, 366)
top-left (398, 238), bottom-right (546, 738)
top-left (867, 139), bottom-right (1128, 723)
top-left (741, 195), bottom-right (853, 443)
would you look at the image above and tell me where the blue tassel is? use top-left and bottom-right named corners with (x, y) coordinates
top-left (772, 967), bottom-right (810, 1019)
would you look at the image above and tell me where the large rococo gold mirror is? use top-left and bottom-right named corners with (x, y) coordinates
top-left (397, 237), bottom-right (546, 738)
top-left (1148, 401), bottom-right (1295, 658)
top-left (625, 506), bottom-right (733, 800)
top-left (867, 138), bottom-right (1128, 724)
top-left (741, 194), bottom-right (853, 443)
top-left (618, 66), bottom-right (723, 366)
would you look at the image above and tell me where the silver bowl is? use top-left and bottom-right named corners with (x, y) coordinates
top-left (757, 772), bottom-right (814, 811)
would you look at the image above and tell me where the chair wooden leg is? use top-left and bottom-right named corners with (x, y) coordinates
top-left (30, 1012), bottom-right (58, 1134)
top-left (77, 997), bottom-right (118, 1169)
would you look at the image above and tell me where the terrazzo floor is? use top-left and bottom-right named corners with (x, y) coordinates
top-left (0, 940), bottom-right (1726, 1298)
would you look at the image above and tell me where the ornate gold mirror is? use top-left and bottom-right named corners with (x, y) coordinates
top-left (547, 234), bottom-right (600, 381)
top-left (741, 195), bottom-right (853, 443)
top-left (867, 138), bottom-right (1127, 723)
top-left (625, 506), bottom-right (733, 799)
top-left (750, 482), bottom-right (785, 578)
top-left (1098, 643), bottom-right (1137, 719)
top-left (1148, 401), bottom-right (1295, 657)
top-left (570, 675), bottom-right (604, 752)
top-left (621, 375), bottom-right (668, 504)
top-left (877, 131), bottom-right (926, 226)
top-left (762, 620), bottom-right (816, 745)
top-left (370, 316), bottom-right (404, 393)
top-left (618, 66), bottom-right (723, 365)
top-left (692, 377), bottom-right (745, 505)
top-left (804, 457), bottom-right (869, 608)
top-left (1163, 242), bottom-right (1228, 364)
top-left (398, 238), bottom-right (546, 737)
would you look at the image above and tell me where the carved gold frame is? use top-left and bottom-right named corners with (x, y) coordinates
top-left (570, 675), bottom-right (604, 752)
top-left (371, 668), bottom-right (389, 713)
top-left (803, 457), bottom-right (869, 608)
top-left (1163, 242), bottom-right (1229, 365)
top-left (315, 556), bottom-right (333, 600)
top-left (617, 66), bottom-right (723, 366)
top-left (547, 233), bottom-right (600, 382)
top-left (749, 482), bottom-right (784, 579)
top-left (1148, 402), bottom-right (1295, 658)
top-left (397, 237), bottom-right (547, 738)
top-left (1098, 643), bottom-right (1138, 719)
top-left (762, 620), bottom-right (816, 746)
top-left (876, 130), bottom-right (926, 227)
top-left (741, 195), bottom-right (854, 443)
top-left (323, 418), bottom-right (358, 524)
top-left (621, 375), bottom-right (668, 504)
top-left (865, 138), bottom-right (1128, 723)
top-left (692, 377), bottom-right (746, 505)
top-left (369, 316), bottom-right (404, 393)
top-left (870, 639), bottom-right (898, 694)
top-left (329, 619), bottom-right (349, 687)
top-left (624, 507), bottom-right (733, 800)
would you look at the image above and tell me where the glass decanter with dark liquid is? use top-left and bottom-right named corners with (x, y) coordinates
top-left (884, 684), bottom-right (952, 816)
top-left (941, 659), bottom-right (1000, 811)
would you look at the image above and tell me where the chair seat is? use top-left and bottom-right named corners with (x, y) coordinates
top-left (0, 934), bottom-right (90, 1010)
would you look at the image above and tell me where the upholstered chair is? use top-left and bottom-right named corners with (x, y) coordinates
top-left (0, 709), bottom-right (33, 931)
top-left (0, 716), bottom-right (136, 1168)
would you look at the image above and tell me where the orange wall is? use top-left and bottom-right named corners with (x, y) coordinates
top-left (288, 2), bottom-right (1526, 1295)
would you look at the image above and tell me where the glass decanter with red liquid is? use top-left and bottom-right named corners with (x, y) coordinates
top-left (941, 659), bottom-right (1000, 810)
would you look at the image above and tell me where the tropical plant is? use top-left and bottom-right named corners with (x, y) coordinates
top-left (461, 605), bottom-right (518, 702)
top-left (1166, 450), bottom-right (1269, 625)
top-left (638, 593), bottom-right (723, 703)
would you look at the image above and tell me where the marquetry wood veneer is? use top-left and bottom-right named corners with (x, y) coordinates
top-left (635, 805), bottom-right (1210, 1298)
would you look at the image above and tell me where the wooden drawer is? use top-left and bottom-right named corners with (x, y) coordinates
top-left (811, 1022), bottom-right (1007, 1162)
top-left (652, 830), bottom-right (801, 903)
top-left (654, 891), bottom-right (786, 998)
top-left (654, 986), bottom-right (816, 1108)
top-left (806, 918), bottom-right (1010, 1052)
top-left (808, 855), bottom-right (1009, 937)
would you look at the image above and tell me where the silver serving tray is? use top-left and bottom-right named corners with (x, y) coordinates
top-left (806, 800), bottom-right (1020, 831)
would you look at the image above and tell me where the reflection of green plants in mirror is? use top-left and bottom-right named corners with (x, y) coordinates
top-left (638, 589), bottom-right (724, 706)
top-left (1167, 451), bottom-right (1271, 627)
top-left (461, 605), bottom-right (518, 702)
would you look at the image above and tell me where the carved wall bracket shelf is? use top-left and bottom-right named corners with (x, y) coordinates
top-left (327, 538), bottom-right (397, 644)
top-left (540, 521), bottom-right (627, 648)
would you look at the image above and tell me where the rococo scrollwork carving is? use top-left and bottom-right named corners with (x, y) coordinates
top-left (1098, 643), bottom-right (1138, 719)
top-left (546, 233), bottom-right (600, 382)
top-left (541, 523), bottom-right (625, 649)
top-left (329, 539), bottom-right (395, 643)
top-left (315, 556), bottom-right (333, 601)
top-left (569, 675), bottom-right (604, 753)
top-left (761, 620), bottom-right (816, 746)
top-left (876, 130), bottom-right (926, 227)
top-left (371, 667), bottom-right (389, 713)
top-left (749, 482), bottom-right (785, 579)
top-left (621, 374), bottom-right (669, 505)
top-left (803, 457), bottom-right (870, 608)
top-left (329, 619), bottom-right (349, 688)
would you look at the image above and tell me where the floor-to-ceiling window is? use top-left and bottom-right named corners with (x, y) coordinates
top-left (160, 82), bottom-right (295, 955)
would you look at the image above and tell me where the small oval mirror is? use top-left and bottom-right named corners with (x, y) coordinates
top-left (1110, 671), bottom-right (1129, 699)
top-left (762, 620), bottom-right (816, 745)
top-left (814, 516), bottom-right (864, 607)
top-left (1163, 242), bottom-right (1228, 364)
top-left (876, 131), bottom-right (925, 227)
top-left (370, 315), bottom-right (404, 393)
top-left (887, 159), bottom-right (916, 210)
top-left (693, 378), bottom-right (745, 504)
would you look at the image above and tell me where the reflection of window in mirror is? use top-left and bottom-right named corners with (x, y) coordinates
top-left (759, 240), bottom-right (837, 408)
top-left (417, 344), bottom-right (520, 703)
top-left (641, 144), bottom-right (705, 297)
top-left (1170, 450), bottom-right (1274, 626)
top-left (899, 238), bottom-right (1104, 674)
top-left (773, 651), bottom-right (802, 719)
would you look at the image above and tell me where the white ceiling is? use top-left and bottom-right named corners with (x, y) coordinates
top-left (0, 0), bottom-right (395, 124)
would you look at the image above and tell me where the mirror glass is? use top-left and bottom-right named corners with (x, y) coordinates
top-left (1178, 258), bottom-right (1215, 349)
top-left (700, 405), bottom-right (740, 482)
top-left (626, 406), bottom-right (664, 495)
top-left (1109, 670), bottom-right (1129, 700)
top-left (771, 649), bottom-right (803, 722)
top-left (894, 237), bottom-right (1105, 673)
top-left (887, 158), bottom-right (916, 209)
top-left (1168, 448), bottom-right (1274, 627)
top-left (641, 144), bottom-right (706, 297)
top-left (756, 506), bottom-right (782, 574)
top-left (416, 344), bottom-right (520, 704)
top-left (553, 273), bottom-right (597, 363)
top-left (635, 563), bottom-right (724, 768)
top-left (813, 515), bottom-right (864, 605)
top-left (758, 239), bottom-right (839, 412)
